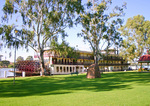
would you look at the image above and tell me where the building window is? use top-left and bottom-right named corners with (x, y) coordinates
top-left (64, 67), bottom-right (65, 72)
top-left (57, 67), bottom-right (59, 72)
top-left (67, 67), bottom-right (69, 72)
top-left (60, 67), bottom-right (62, 72)
top-left (62, 59), bottom-right (63, 64)
top-left (58, 59), bottom-right (61, 63)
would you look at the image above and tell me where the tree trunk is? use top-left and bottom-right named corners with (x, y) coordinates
top-left (94, 55), bottom-right (101, 78)
top-left (40, 50), bottom-right (46, 76)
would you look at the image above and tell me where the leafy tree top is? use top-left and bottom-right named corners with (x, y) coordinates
top-left (78, 0), bottom-right (126, 58)
top-left (16, 56), bottom-right (24, 62)
top-left (119, 15), bottom-right (150, 63)
top-left (50, 40), bottom-right (79, 59)
top-left (0, 0), bottom-right (84, 75)
top-left (1, 0), bottom-right (84, 52)
top-left (26, 56), bottom-right (33, 61)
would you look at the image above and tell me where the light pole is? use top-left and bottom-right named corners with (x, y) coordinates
top-left (13, 29), bottom-right (18, 85)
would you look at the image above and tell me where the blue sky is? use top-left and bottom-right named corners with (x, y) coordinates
top-left (1, 0), bottom-right (150, 62)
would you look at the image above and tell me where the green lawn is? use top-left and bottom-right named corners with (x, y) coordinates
top-left (0, 71), bottom-right (150, 106)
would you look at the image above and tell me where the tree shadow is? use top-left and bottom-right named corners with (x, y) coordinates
top-left (0, 72), bottom-right (150, 98)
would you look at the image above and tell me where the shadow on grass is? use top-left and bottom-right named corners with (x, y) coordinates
top-left (0, 72), bottom-right (150, 97)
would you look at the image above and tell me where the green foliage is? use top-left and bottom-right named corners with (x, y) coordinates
top-left (0, 25), bottom-right (24, 49)
top-left (26, 56), bottom-right (33, 61)
top-left (1, 0), bottom-right (83, 74)
top-left (0, 60), bottom-right (10, 67)
top-left (8, 63), bottom-right (14, 68)
top-left (79, 0), bottom-right (125, 63)
top-left (119, 15), bottom-right (150, 63)
top-left (16, 56), bottom-right (24, 62)
top-left (2, 0), bottom-right (14, 20)
top-left (51, 40), bottom-right (79, 59)
top-left (0, 61), bottom-right (2, 66)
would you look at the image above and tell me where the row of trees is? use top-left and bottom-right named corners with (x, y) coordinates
top-left (0, 60), bottom-right (10, 68)
top-left (16, 56), bottom-right (33, 61)
top-left (0, 55), bottom-right (33, 68)
top-left (0, 0), bottom-right (150, 78)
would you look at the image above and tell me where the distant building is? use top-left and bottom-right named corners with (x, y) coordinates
top-left (0, 55), bottom-right (3, 61)
top-left (34, 49), bottom-right (130, 74)
top-left (138, 53), bottom-right (150, 70)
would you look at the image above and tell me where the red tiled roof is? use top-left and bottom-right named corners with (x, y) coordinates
top-left (138, 54), bottom-right (150, 63)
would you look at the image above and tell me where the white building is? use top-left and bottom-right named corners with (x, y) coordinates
top-left (34, 49), bottom-right (130, 74)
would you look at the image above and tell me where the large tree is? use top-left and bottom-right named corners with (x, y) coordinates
top-left (0, 0), bottom-right (83, 75)
top-left (119, 15), bottom-right (150, 63)
top-left (78, 0), bottom-right (125, 78)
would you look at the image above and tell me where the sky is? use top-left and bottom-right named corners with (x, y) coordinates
top-left (0, 0), bottom-right (150, 62)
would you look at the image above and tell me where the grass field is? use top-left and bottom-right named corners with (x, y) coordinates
top-left (0, 71), bottom-right (150, 106)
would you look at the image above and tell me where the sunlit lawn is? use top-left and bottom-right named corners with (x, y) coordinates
top-left (0, 71), bottom-right (150, 106)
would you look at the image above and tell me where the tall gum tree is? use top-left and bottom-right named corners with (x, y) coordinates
top-left (78, 0), bottom-right (126, 78)
top-left (119, 15), bottom-right (150, 63)
top-left (0, 0), bottom-right (83, 75)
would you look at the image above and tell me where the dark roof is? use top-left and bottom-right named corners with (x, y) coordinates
top-left (138, 54), bottom-right (150, 63)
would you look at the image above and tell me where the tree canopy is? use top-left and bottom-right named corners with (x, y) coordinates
top-left (26, 56), bottom-right (33, 61)
top-left (119, 15), bottom-right (150, 63)
top-left (50, 40), bottom-right (79, 59)
top-left (1, 0), bottom-right (83, 75)
top-left (0, 60), bottom-right (10, 67)
top-left (16, 56), bottom-right (24, 62)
